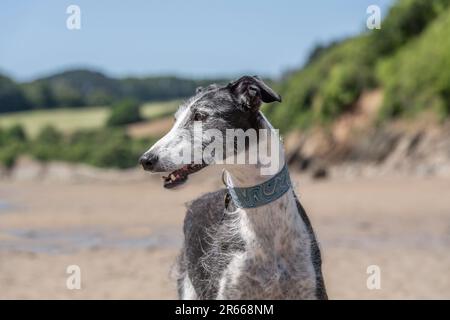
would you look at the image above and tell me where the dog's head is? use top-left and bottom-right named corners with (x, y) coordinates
top-left (139, 75), bottom-right (281, 188)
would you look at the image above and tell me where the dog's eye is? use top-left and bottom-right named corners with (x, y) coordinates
top-left (193, 112), bottom-right (207, 121)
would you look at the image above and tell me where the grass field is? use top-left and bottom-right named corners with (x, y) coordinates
top-left (0, 100), bottom-right (180, 137)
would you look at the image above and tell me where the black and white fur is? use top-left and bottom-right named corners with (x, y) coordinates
top-left (140, 76), bottom-right (327, 299)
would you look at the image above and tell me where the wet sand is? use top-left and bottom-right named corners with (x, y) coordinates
top-left (0, 167), bottom-right (449, 299)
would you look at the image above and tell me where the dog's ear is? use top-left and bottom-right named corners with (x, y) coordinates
top-left (228, 75), bottom-right (281, 111)
top-left (196, 86), bottom-right (204, 94)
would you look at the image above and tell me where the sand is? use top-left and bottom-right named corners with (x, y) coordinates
top-left (0, 167), bottom-right (449, 299)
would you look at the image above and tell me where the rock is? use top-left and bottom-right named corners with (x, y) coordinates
top-left (348, 126), bottom-right (401, 163)
top-left (10, 156), bottom-right (44, 181)
top-left (298, 157), bottom-right (312, 171)
top-left (283, 131), bottom-right (304, 165)
top-left (312, 167), bottom-right (328, 180)
top-left (383, 133), bottom-right (417, 170)
top-left (332, 90), bottom-right (383, 144)
top-left (301, 129), bottom-right (334, 159)
top-left (285, 128), bottom-right (336, 173)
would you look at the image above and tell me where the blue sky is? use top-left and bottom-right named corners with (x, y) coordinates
top-left (0, 0), bottom-right (393, 81)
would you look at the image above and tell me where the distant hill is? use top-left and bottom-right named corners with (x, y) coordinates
top-left (265, 0), bottom-right (450, 131)
top-left (22, 70), bottom-right (121, 108)
top-left (0, 74), bottom-right (31, 113)
top-left (3, 0), bottom-right (450, 123)
top-left (0, 69), bottom-right (229, 113)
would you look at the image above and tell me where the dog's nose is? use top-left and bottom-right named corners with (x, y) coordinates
top-left (139, 153), bottom-right (158, 171)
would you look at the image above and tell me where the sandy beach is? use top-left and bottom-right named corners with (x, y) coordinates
top-left (1, 167), bottom-right (449, 299)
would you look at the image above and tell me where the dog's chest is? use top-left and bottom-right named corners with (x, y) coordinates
top-left (218, 193), bottom-right (317, 299)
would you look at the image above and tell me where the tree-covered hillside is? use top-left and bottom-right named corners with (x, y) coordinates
top-left (0, 69), bottom-right (228, 113)
top-left (265, 0), bottom-right (450, 131)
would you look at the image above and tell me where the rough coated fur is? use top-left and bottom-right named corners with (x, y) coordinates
top-left (140, 76), bottom-right (327, 300)
top-left (177, 188), bottom-right (327, 300)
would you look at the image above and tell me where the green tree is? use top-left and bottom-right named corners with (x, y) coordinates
top-left (0, 125), bottom-right (27, 168)
top-left (5, 124), bottom-right (27, 142)
top-left (36, 125), bottom-right (63, 145)
top-left (377, 5), bottom-right (450, 120)
top-left (106, 99), bottom-right (143, 127)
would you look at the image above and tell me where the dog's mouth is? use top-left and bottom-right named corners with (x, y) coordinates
top-left (162, 163), bottom-right (207, 189)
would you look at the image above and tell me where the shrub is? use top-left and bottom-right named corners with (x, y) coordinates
top-left (5, 124), bottom-right (27, 142)
top-left (266, 36), bottom-right (375, 131)
top-left (31, 125), bottom-right (64, 161)
top-left (377, 6), bottom-right (450, 120)
top-left (26, 126), bottom-right (150, 169)
top-left (106, 99), bottom-right (143, 127)
top-left (36, 125), bottom-right (63, 145)
top-left (0, 122), bottom-right (154, 169)
top-left (266, 0), bottom-right (450, 130)
top-left (317, 63), bottom-right (367, 120)
top-left (0, 125), bottom-right (28, 168)
top-left (370, 0), bottom-right (450, 56)
top-left (0, 127), bottom-right (5, 146)
top-left (0, 139), bottom-right (26, 169)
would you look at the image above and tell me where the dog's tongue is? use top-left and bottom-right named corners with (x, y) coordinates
top-left (163, 166), bottom-right (189, 189)
top-left (162, 164), bottom-right (206, 189)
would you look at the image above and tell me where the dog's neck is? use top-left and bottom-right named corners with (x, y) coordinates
top-left (214, 112), bottom-right (319, 300)
top-left (224, 112), bottom-right (286, 188)
top-left (221, 111), bottom-right (298, 242)
top-left (218, 114), bottom-right (315, 295)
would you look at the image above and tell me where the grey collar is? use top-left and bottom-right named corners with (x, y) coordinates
top-left (224, 164), bottom-right (292, 209)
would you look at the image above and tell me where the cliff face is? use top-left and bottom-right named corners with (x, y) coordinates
top-left (284, 90), bottom-right (450, 179)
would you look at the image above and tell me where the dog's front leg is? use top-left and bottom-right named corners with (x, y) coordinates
top-left (216, 253), bottom-right (246, 299)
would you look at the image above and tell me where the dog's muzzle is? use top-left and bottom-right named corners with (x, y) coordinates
top-left (139, 153), bottom-right (158, 171)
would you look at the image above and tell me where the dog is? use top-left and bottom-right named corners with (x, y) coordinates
top-left (139, 76), bottom-right (327, 299)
